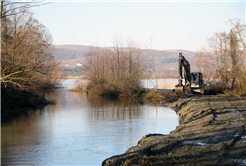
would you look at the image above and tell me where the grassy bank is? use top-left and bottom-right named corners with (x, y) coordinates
top-left (71, 80), bottom-right (183, 105)
top-left (70, 78), bottom-right (246, 107)
top-left (71, 80), bottom-right (146, 97)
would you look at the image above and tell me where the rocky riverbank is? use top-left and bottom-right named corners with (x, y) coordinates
top-left (102, 96), bottom-right (246, 166)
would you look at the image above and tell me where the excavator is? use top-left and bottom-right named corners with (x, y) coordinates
top-left (175, 52), bottom-right (208, 94)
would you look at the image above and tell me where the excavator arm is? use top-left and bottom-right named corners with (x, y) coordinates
top-left (175, 52), bottom-right (192, 94)
top-left (178, 52), bottom-right (191, 87)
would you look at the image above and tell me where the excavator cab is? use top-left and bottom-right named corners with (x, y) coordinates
top-left (191, 72), bottom-right (203, 88)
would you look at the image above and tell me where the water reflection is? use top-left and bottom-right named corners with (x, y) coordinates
top-left (86, 97), bottom-right (142, 120)
top-left (2, 88), bottom-right (178, 165)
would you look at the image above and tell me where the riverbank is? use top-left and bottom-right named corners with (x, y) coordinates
top-left (1, 87), bottom-right (54, 115)
top-left (66, 78), bottom-right (178, 92)
top-left (102, 96), bottom-right (246, 166)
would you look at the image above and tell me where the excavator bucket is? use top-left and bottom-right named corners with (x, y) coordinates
top-left (175, 85), bottom-right (184, 94)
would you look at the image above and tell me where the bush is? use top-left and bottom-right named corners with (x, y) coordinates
top-left (77, 40), bottom-right (147, 97)
top-left (205, 81), bottom-right (224, 94)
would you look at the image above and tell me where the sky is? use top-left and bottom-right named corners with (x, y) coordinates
top-left (32, 0), bottom-right (245, 52)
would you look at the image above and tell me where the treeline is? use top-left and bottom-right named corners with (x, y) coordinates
top-left (1, 0), bottom-right (63, 91)
top-left (76, 39), bottom-right (147, 97)
top-left (195, 19), bottom-right (246, 95)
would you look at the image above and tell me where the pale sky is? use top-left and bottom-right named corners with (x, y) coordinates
top-left (32, 0), bottom-right (245, 51)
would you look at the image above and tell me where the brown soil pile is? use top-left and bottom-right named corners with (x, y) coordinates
top-left (102, 96), bottom-right (246, 166)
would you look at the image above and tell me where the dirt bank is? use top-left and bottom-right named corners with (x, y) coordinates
top-left (102, 96), bottom-right (246, 166)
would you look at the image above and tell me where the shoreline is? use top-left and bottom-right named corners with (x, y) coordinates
top-left (102, 96), bottom-right (246, 165)
top-left (60, 78), bottom-right (178, 82)
top-left (142, 78), bottom-right (178, 81)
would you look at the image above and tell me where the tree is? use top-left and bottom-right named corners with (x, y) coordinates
top-left (228, 18), bottom-right (246, 51)
top-left (1, 0), bottom-right (61, 91)
top-left (1, 0), bottom-right (47, 19)
top-left (228, 29), bottom-right (240, 89)
top-left (194, 50), bottom-right (213, 81)
top-left (206, 31), bottom-right (230, 89)
top-left (195, 18), bottom-right (246, 93)
top-left (228, 18), bottom-right (246, 92)
top-left (82, 37), bottom-right (146, 97)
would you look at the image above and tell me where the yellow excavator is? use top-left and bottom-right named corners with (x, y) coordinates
top-left (175, 52), bottom-right (208, 94)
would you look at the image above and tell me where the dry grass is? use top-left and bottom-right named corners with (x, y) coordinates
top-left (205, 80), bottom-right (246, 96)
top-left (70, 80), bottom-right (88, 92)
top-left (142, 91), bottom-right (180, 103)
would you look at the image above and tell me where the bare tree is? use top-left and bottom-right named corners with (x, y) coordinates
top-left (1, 0), bottom-right (48, 19)
top-left (82, 37), bottom-right (146, 97)
top-left (206, 31), bottom-right (230, 89)
top-left (195, 18), bottom-right (246, 93)
top-left (194, 50), bottom-right (213, 81)
top-left (228, 29), bottom-right (240, 89)
top-left (228, 18), bottom-right (246, 51)
top-left (1, 0), bottom-right (61, 91)
top-left (228, 18), bottom-right (246, 92)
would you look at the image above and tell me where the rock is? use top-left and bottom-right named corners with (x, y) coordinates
top-left (102, 96), bottom-right (246, 166)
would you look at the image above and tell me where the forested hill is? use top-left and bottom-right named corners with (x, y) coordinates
top-left (53, 45), bottom-right (197, 70)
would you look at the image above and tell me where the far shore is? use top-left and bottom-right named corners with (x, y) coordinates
top-left (59, 78), bottom-right (87, 81)
top-left (142, 78), bottom-right (178, 81)
top-left (60, 78), bottom-right (178, 89)
top-left (60, 78), bottom-right (178, 81)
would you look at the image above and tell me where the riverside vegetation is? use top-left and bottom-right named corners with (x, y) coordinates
top-left (1, 1), bottom-right (63, 114)
top-left (71, 39), bottom-right (147, 97)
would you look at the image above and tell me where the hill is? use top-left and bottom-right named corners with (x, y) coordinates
top-left (53, 45), bottom-right (198, 79)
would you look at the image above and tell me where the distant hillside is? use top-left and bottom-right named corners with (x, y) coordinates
top-left (53, 45), bottom-right (198, 79)
top-left (140, 49), bottom-right (196, 69)
top-left (53, 45), bottom-right (90, 60)
top-left (53, 45), bottom-right (196, 68)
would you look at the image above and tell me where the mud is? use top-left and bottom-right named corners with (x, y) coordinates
top-left (102, 96), bottom-right (246, 166)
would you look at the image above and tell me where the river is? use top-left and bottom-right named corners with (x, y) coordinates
top-left (1, 80), bottom-right (179, 165)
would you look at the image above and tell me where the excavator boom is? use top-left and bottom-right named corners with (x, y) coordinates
top-left (178, 53), bottom-right (191, 86)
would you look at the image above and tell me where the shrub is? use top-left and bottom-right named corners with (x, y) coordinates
top-left (78, 39), bottom-right (147, 97)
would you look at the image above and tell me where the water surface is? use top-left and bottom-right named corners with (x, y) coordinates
top-left (2, 81), bottom-right (179, 165)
